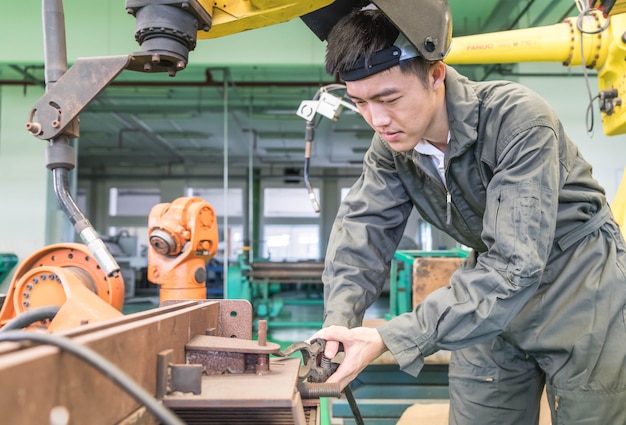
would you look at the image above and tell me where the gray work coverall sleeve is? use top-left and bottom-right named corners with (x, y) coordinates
top-left (323, 138), bottom-right (414, 329)
top-left (378, 123), bottom-right (560, 377)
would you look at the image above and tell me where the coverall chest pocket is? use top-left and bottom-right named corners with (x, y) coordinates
top-left (490, 184), bottom-right (545, 287)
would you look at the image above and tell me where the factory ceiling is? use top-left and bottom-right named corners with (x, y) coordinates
top-left (3, 0), bottom-right (582, 177)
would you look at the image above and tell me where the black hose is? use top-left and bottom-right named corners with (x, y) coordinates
top-left (0, 306), bottom-right (61, 332)
top-left (343, 384), bottom-right (365, 425)
top-left (0, 331), bottom-right (184, 425)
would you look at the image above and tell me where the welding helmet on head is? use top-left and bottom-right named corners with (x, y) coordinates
top-left (301, 0), bottom-right (453, 62)
top-left (372, 0), bottom-right (452, 61)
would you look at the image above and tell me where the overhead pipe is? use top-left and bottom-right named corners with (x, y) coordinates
top-left (0, 67), bottom-right (341, 88)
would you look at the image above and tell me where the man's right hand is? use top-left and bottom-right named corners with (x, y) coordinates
top-left (309, 325), bottom-right (388, 390)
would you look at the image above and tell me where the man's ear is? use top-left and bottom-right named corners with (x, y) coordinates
top-left (431, 61), bottom-right (446, 91)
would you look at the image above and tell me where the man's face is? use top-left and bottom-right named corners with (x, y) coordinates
top-left (346, 65), bottom-right (439, 152)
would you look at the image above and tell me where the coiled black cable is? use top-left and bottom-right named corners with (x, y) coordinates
top-left (0, 306), bottom-right (60, 332)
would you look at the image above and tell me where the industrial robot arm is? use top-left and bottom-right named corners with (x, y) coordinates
top-left (147, 197), bottom-right (219, 303)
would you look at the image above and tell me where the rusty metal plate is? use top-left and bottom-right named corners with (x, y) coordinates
top-left (161, 299), bottom-right (253, 339)
top-left (186, 334), bottom-right (280, 354)
top-left (185, 334), bottom-right (281, 375)
top-left (412, 257), bottom-right (463, 307)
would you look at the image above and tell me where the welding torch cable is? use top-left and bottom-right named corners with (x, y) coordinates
top-left (343, 384), bottom-right (365, 425)
top-left (304, 118), bottom-right (321, 213)
top-left (0, 331), bottom-right (185, 425)
top-left (0, 306), bottom-right (60, 332)
top-left (302, 83), bottom-right (351, 213)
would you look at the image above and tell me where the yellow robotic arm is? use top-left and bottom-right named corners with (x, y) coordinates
top-left (196, 0), bottom-right (335, 38)
top-left (445, 10), bottom-right (626, 136)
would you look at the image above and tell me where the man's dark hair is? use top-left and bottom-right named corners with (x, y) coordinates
top-left (325, 9), bottom-right (433, 86)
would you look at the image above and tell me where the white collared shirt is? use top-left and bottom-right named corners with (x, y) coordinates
top-left (414, 132), bottom-right (450, 184)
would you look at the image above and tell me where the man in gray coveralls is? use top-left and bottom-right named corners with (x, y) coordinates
top-left (311, 2), bottom-right (626, 424)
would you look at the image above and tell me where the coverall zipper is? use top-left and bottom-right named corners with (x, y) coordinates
top-left (446, 190), bottom-right (452, 225)
top-left (411, 149), bottom-right (477, 244)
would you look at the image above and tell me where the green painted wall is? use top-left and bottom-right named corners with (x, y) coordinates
top-left (0, 84), bottom-right (48, 291)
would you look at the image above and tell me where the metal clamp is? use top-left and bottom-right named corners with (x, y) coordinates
top-left (278, 338), bottom-right (336, 382)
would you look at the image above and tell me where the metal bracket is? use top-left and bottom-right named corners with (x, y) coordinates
top-left (26, 55), bottom-right (131, 141)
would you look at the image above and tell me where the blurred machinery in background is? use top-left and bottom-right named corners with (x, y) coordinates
top-left (0, 253), bottom-right (18, 287)
top-left (229, 256), bottom-right (326, 327)
top-left (387, 249), bottom-right (469, 319)
top-left (103, 231), bottom-right (146, 298)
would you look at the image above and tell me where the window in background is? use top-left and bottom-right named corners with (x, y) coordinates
top-left (341, 187), bottom-right (351, 202)
top-left (221, 225), bottom-right (245, 261)
top-left (187, 187), bottom-right (244, 217)
top-left (187, 187), bottom-right (245, 261)
top-left (109, 188), bottom-right (160, 217)
top-left (419, 221), bottom-right (433, 251)
top-left (262, 224), bottom-right (320, 261)
top-left (264, 188), bottom-right (320, 217)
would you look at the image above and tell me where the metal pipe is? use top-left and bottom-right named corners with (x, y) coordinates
top-left (222, 69), bottom-right (230, 298)
top-left (52, 166), bottom-right (120, 277)
top-left (42, 0), bottom-right (68, 86)
top-left (304, 120), bottom-right (321, 213)
top-left (0, 67), bottom-right (340, 89)
top-left (39, 0), bottom-right (120, 278)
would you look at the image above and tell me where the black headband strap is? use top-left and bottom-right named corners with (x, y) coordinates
top-left (339, 33), bottom-right (421, 82)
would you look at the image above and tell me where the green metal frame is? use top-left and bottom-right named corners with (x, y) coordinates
top-left (227, 256), bottom-right (325, 329)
